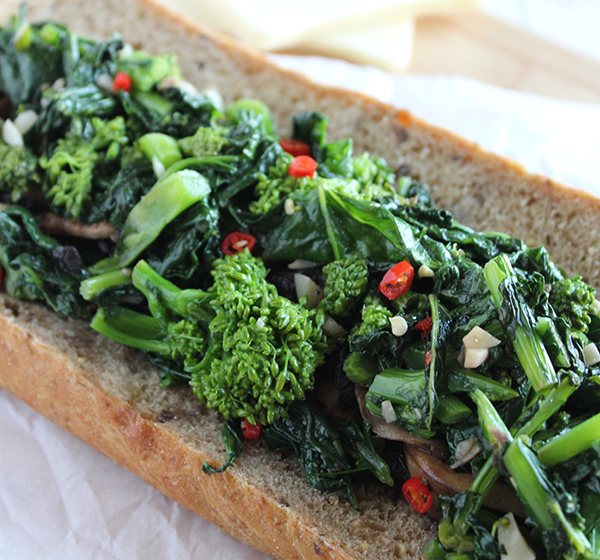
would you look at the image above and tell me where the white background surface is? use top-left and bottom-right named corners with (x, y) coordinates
top-left (482, 0), bottom-right (600, 63)
top-left (2, 5), bottom-right (600, 558)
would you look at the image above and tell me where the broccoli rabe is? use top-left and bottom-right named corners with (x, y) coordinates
top-left (40, 116), bottom-right (129, 219)
top-left (0, 142), bottom-right (39, 202)
top-left (350, 294), bottom-right (393, 339)
top-left (351, 152), bottom-right (397, 198)
top-left (320, 257), bottom-right (369, 318)
top-left (178, 126), bottom-right (227, 157)
top-left (249, 153), bottom-right (397, 215)
top-left (550, 275), bottom-right (597, 332)
top-left (91, 251), bottom-right (328, 425)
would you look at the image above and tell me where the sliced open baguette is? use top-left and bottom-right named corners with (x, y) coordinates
top-left (1, 0), bottom-right (599, 559)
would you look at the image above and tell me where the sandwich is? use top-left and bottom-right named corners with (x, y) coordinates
top-left (1, 1), bottom-right (600, 559)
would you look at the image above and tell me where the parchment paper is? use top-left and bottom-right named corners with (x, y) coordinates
top-left (1, 55), bottom-right (599, 560)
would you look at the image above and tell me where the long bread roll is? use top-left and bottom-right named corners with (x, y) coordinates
top-left (1, 1), bottom-right (599, 559)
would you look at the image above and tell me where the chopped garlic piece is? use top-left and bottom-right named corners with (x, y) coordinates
top-left (463, 326), bottom-right (501, 350)
top-left (583, 343), bottom-right (600, 366)
top-left (294, 273), bottom-right (324, 309)
top-left (287, 259), bottom-right (315, 270)
top-left (381, 400), bottom-right (397, 423)
top-left (2, 119), bottom-right (23, 147)
top-left (592, 299), bottom-right (600, 315)
top-left (389, 316), bottom-right (408, 337)
top-left (323, 317), bottom-right (347, 338)
top-left (284, 198), bottom-right (296, 215)
top-left (463, 347), bottom-right (489, 369)
top-left (418, 264), bottom-right (435, 278)
top-left (14, 110), bottom-right (38, 135)
top-left (496, 513), bottom-right (536, 560)
top-left (96, 73), bottom-right (114, 92)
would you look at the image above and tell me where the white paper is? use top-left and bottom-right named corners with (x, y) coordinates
top-left (2, 55), bottom-right (600, 560)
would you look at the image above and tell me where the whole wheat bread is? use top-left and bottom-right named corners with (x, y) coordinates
top-left (0, 1), bottom-right (598, 559)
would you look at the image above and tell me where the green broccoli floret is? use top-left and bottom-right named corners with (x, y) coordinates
top-left (0, 142), bottom-right (39, 202)
top-left (350, 294), bottom-right (393, 339)
top-left (320, 257), bottom-right (369, 318)
top-left (352, 152), bottom-right (396, 198)
top-left (91, 251), bottom-right (328, 425)
top-left (40, 117), bottom-right (129, 219)
top-left (249, 153), bottom-right (316, 214)
top-left (549, 275), bottom-right (597, 332)
top-left (249, 154), bottom-right (385, 215)
top-left (178, 126), bottom-right (227, 157)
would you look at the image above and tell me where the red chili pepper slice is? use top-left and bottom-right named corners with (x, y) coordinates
top-left (279, 139), bottom-right (311, 157)
top-left (241, 419), bottom-right (261, 439)
top-left (0, 267), bottom-right (4, 291)
top-left (221, 232), bottom-right (256, 256)
top-left (415, 317), bottom-right (433, 338)
top-left (425, 350), bottom-right (432, 366)
top-left (288, 155), bottom-right (317, 178)
top-left (113, 71), bottom-right (133, 92)
top-left (402, 477), bottom-right (433, 514)
top-left (379, 260), bottom-right (414, 300)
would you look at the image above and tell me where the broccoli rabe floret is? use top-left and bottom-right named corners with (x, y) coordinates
top-left (249, 153), bottom-right (316, 214)
top-left (550, 275), bottom-right (597, 332)
top-left (40, 117), bottom-right (129, 219)
top-left (91, 251), bottom-right (328, 425)
top-left (350, 294), bottom-right (393, 339)
top-left (352, 152), bottom-right (396, 198)
top-left (320, 257), bottom-right (369, 318)
top-left (249, 154), bottom-right (388, 215)
top-left (178, 126), bottom-right (227, 157)
top-left (0, 142), bottom-right (39, 202)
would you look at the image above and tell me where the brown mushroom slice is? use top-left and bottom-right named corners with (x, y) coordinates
top-left (405, 445), bottom-right (526, 519)
top-left (355, 386), bottom-right (450, 461)
top-left (38, 212), bottom-right (120, 242)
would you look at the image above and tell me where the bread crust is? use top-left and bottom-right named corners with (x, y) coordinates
top-left (1, 0), bottom-right (599, 558)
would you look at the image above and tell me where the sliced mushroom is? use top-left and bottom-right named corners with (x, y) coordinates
top-left (38, 213), bottom-right (120, 242)
top-left (356, 386), bottom-right (450, 461)
top-left (405, 445), bottom-right (526, 520)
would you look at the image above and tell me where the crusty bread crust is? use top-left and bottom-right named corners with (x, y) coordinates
top-left (1, 0), bottom-right (599, 559)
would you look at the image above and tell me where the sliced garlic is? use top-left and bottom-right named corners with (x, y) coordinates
top-left (119, 43), bottom-right (134, 58)
top-left (323, 317), bottom-right (347, 339)
top-left (496, 513), bottom-right (536, 560)
top-left (381, 400), bottom-right (397, 423)
top-left (203, 89), bottom-right (224, 112)
top-left (592, 299), bottom-right (600, 316)
top-left (463, 347), bottom-right (489, 369)
top-left (52, 77), bottom-right (66, 92)
top-left (287, 259), bottom-right (316, 270)
top-left (95, 73), bottom-right (114, 92)
top-left (158, 76), bottom-right (199, 97)
top-left (389, 316), bottom-right (408, 337)
top-left (463, 326), bottom-right (501, 350)
top-left (583, 343), bottom-right (600, 366)
top-left (418, 264), bottom-right (435, 278)
top-left (294, 273), bottom-right (324, 309)
top-left (284, 198), bottom-right (296, 215)
top-left (152, 155), bottom-right (165, 178)
top-left (2, 119), bottom-right (23, 147)
top-left (13, 110), bottom-right (38, 135)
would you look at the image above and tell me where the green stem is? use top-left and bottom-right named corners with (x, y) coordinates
top-left (79, 269), bottom-right (131, 301)
top-left (537, 411), bottom-right (600, 467)
top-left (484, 254), bottom-right (557, 393)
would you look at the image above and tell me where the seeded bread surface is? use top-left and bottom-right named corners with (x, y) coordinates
top-left (0, 0), bottom-right (599, 559)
